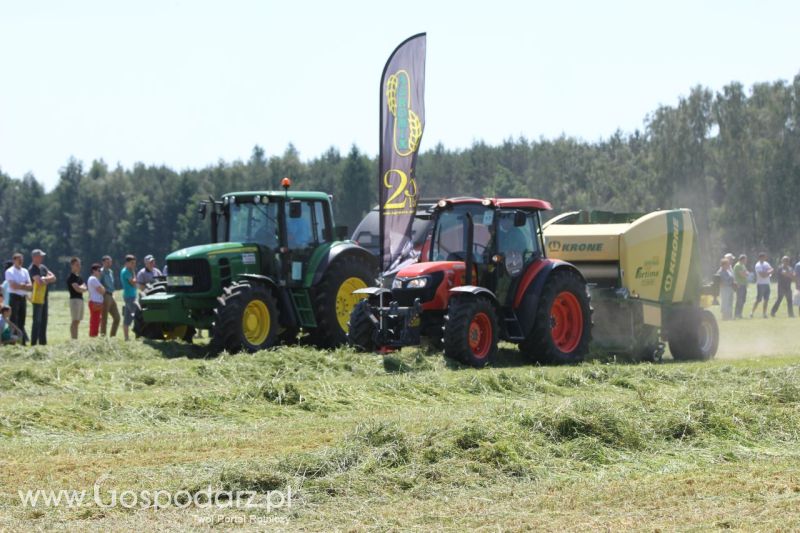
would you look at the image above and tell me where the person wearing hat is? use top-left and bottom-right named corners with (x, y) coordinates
top-left (136, 254), bottom-right (163, 291)
top-left (4, 253), bottom-right (32, 344)
top-left (28, 249), bottom-right (56, 346)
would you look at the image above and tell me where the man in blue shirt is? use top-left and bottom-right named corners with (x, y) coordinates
top-left (120, 254), bottom-right (138, 341)
top-left (100, 255), bottom-right (121, 337)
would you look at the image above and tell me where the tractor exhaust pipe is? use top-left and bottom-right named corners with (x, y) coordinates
top-left (208, 195), bottom-right (219, 243)
top-left (465, 212), bottom-right (474, 286)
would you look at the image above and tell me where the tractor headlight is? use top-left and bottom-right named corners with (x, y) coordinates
top-left (167, 275), bottom-right (193, 287)
top-left (406, 277), bottom-right (428, 289)
top-left (392, 277), bottom-right (404, 289)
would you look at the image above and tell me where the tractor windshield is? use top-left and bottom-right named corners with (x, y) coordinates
top-left (431, 204), bottom-right (493, 263)
top-left (227, 200), bottom-right (280, 248)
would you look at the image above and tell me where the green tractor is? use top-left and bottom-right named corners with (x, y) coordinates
top-left (136, 180), bottom-right (377, 353)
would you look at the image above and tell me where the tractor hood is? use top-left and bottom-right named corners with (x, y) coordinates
top-left (395, 261), bottom-right (466, 279)
top-left (167, 242), bottom-right (259, 261)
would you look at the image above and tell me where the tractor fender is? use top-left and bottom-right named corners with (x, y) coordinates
top-left (513, 260), bottom-right (586, 338)
top-left (309, 243), bottom-right (378, 286)
top-left (235, 273), bottom-right (298, 328)
top-left (236, 273), bottom-right (280, 291)
top-left (449, 285), bottom-right (499, 305)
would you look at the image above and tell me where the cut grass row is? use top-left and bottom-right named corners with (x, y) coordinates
top-left (2, 291), bottom-right (800, 529)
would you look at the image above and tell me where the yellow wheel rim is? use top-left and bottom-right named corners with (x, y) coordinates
top-left (336, 277), bottom-right (368, 332)
top-left (242, 299), bottom-right (270, 346)
top-left (162, 325), bottom-right (188, 340)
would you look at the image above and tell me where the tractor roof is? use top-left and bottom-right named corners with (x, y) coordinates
top-left (442, 197), bottom-right (552, 211)
top-left (223, 191), bottom-right (330, 201)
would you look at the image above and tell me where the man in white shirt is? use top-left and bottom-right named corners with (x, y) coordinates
top-left (4, 252), bottom-right (32, 344)
top-left (750, 252), bottom-right (774, 319)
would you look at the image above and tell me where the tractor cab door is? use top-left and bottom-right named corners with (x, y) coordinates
top-left (493, 210), bottom-right (542, 305)
top-left (284, 199), bottom-right (332, 285)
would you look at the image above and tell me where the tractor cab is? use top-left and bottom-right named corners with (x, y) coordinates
top-left (349, 197), bottom-right (591, 367)
top-left (411, 198), bottom-right (547, 306)
top-left (199, 188), bottom-right (344, 287)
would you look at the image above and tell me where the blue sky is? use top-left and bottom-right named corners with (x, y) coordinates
top-left (1, 0), bottom-right (798, 189)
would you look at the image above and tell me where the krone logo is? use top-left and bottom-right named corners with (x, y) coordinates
top-left (547, 240), bottom-right (562, 252)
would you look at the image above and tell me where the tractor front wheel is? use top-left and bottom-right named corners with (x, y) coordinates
top-left (132, 305), bottom-right (164, 340)
top-left (443, 297), bottom-right (498, 367)
top-left (162, 324), bottom-right (196, 343)
top-left (309, 255), bottom-right (374, 348)
top-left (210, 282), bottom-right (279, 353)
top-left (520, 269), bottom-right (591, 365)
top-left (133, 283), bottom-right (171, 340)
top-left (347, 300), bottom-right (377, 352)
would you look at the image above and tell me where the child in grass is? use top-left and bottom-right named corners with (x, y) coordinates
top-left (0, 305), bottom-right (23, 344)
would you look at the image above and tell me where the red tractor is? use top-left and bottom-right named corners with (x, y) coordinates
top-left (347, 197), bottom-right (591, 366)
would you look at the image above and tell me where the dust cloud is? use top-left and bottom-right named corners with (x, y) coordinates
top-left (714, 318), bottom-right (800, 360)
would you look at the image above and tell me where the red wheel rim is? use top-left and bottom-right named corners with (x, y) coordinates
top-left (550, 291), bottom-right (583, 353)
top-left (468, 312), bottom-right (492, 358)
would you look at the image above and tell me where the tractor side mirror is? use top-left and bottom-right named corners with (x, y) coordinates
top-left (514, 210), bottom-right (527, 227)
top-left (335, 226), bottom-right (349, 240)
top-left (197, 201), bottom-right (208, 220)
top-left (289, 200), bottom-right (303, 219)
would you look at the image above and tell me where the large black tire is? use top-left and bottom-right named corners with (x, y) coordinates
top-left (133, 283), bottom-right (169, 339)
top-left (347, 300), bottom-right (377, 352)
top-left (308, 254), bottom-right (374, 349)
top-left (668, 308), bottom-right (718, 361)
top-left (132, 305), bottom-right (164, 340)
top-left (443, 297), bottom-right (498, 368)
top-left (519, 269), bottom-right (591, 365)
top-left (210, 282), bottom-right (280, 354)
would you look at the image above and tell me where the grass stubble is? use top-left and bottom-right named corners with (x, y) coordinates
top-left (1, 291), bottom-right (800, 531)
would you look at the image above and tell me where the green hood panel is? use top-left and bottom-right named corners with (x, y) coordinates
top-left (167, 242), bottom-right (258, 260)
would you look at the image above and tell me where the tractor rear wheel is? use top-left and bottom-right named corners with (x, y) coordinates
top-left (347, 300), bottom-right (377, 352)
top-left (668, 308), bottom-right (718, 361)
top-left (210, 282), bottom-right (279, 353)
top-left (443, 297), bottom-right (498, 367)
top-left (520, 269), bottom-right (591, 365)
top-left (309, 254), bottom-right (374, 348)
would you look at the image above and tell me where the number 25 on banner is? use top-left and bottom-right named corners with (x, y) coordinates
top-left (383, 169), bottom-right (418, 210)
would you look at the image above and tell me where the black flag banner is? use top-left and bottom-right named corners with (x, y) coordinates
top-left (379, 33), bottom-right (426, 274)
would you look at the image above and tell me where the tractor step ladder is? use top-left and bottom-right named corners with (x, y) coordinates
top-left (290, 289), bottom-right (317, 328)
top-left (501, 309), bottom-right (525, 342)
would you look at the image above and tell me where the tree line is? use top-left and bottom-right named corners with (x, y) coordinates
top-left (1, 73), bottom-right (799, 280)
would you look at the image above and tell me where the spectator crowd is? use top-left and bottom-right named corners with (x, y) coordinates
top-left (2, 250), bottom-right (163, 344)
top-left (3, 248), bottom-right (800, 345)
top-left (715, 252), bottom-right (800, 321)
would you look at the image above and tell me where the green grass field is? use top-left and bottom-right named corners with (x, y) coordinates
top-left (1, 289), bottom-right (800, 531)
